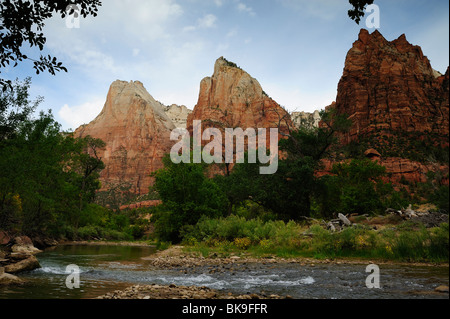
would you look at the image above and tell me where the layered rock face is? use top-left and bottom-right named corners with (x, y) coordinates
top-left (327, 29), bottom-right (449, 185)
top-left (75, 80), bottom-right (175, 195)
top-left (164, 104), bottom-right (192, 129)
top-left (291, 110), bottom-right (321, 129)
top-left (335, 29), bottom-right (449, 144)
top-left (187, 57), bottom-right (291, 147)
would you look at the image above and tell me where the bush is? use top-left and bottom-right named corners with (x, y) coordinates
top-left (79, 204), bottom-right (109, 228)
top-left (318, 159), bottom-right (388, 216)
top-left (77, 226), bottom-right (100, 240)
top-left (234, 237), bottom-right (252, 250)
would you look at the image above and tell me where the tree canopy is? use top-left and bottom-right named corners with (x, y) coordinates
top-left (0, 77), bottom-right (105, 236)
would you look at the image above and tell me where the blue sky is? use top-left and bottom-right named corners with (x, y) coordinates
top-left (4, 0), bottom-right (449, 131)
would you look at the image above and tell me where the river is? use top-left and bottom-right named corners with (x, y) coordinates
top-left (0, 245), bottom-right (448, 299)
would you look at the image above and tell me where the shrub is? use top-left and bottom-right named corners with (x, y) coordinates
top-left (234, 237), bottom-right (252, 250)
top-left (77, 225), bottom-right (100, 240)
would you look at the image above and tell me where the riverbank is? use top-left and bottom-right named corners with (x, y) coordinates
top-left (59, 240), bottom-right (155, 247)
top-left (96, 244), bottom-right (449, 300)
top-left (142, 245), bottom-right (450, 270)
top-left (97, 283), bottom-right (289, 299)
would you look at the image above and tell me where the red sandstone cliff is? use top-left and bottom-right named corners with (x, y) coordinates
top-left (334, 29), bottom-right (449, 144)
top-left (75, 80), bottom-right (175, 195)
top-left (187, 57), bottom-right (291, 134)
top-left (324, 29), bottom-right (449, 185)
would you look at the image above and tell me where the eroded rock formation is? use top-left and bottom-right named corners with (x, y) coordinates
top-left (335, 29), bottom-right (449, 144)
top-left (164, 104), bottom-right (192, 129)
top-left (322, 29), bottom-right (449, 185)
top-left (187, 57), bottom-right (291, 133)
top-left (75, 80), bottom-right (176, 195)
top-left (291, 110), bottom-right (321, 129)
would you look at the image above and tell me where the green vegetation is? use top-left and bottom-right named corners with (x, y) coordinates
top-left (150, 155), bottom-right (228, 243)
top-left (0, 78), bottom-right (150, 241)
top-left (344, 130), bottom-right (449, 164)
top-left (150, 106), bottom-right (448, 263)
top-left (182, 215), bottom-right (449, 263)
top-left (316, 159), bottom-right (407, 217)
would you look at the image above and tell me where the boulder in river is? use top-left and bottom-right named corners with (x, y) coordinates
top-left (0, 268), bottom-right (25, 286)
top-left (4, 255), bottom-right (40, 274)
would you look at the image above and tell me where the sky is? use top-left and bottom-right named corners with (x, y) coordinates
top-left (4, 0), bottom-right (450, 131)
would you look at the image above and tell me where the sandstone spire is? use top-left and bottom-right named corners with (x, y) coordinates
top-left (75, 80), bottom-right (175, 195)
top-left (187, 56), bottom-right (292, 135)
top-left (335, 29), bottom-right (449, 144)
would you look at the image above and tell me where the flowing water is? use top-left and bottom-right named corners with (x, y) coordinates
top-left (0, 245), bottom-right (448, 299)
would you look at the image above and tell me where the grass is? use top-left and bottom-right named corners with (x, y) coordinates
top-left (181, 215), bottom-right (449, 263)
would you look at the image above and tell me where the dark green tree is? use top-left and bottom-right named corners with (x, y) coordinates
top-left (317, 159), bottom-right (388, 217)
top-left (0, 78), bottom-right (105, 236)
top-left (0, 77), bottom-right (41, 140)
top-left (151, 155), bottom-right (229, 242)
top-left (219, 107), bottom-right (351, 221)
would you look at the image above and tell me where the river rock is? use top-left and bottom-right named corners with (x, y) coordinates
top-left (435, 285), bottom-right (449, 293)
top-left (10, 236), bottom-right (42, 255)
top-left (0, 272), bottom-right (24, 286)
top-left (0, 231), bottom-right (12, 245)
top-left (4, 255), bottom-right (40, 274)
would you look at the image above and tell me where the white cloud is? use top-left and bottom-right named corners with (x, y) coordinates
top-left (132, 48), bottom-right (140, 57)
top-left (276, 0), bottom-right (342, 20)
top-left (226, 28), bottom-right (238, 38)
top-left (237, 2), bottom-right (256, 16)
top-left (183, 13), bottom-right (218, 32)
top-left (58, 98), bottom-right (105, 130)
top-left (214, 0), bottom-right (224, 7)
top-left (198, 14), bottom-right (218, 28)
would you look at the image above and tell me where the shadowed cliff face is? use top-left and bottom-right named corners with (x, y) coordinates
top-left (335, 29), bottom-right (449, 144)
top-left (75, 80), bottom-right (175, 195)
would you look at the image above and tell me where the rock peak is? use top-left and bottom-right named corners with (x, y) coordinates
top-left (213, 56), bottom-right (241, 76)
top-left (188, 57), bottom-right (292, 143)
top-left (336, 30), bottom-right (449, 144)
top-left (357, 28), bottom-right (387, 45)
top-left (75, 80), bottom-right (176, 194)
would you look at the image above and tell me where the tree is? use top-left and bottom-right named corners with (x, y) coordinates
top-left (0, 0), bottom-right (102, 91)
top-left (71, 135), bottom-right (106, 214)
top-left (151, 155), bottom-right (229, 242)
top-left (218, 108), bottom-right (351, 221)
top-left (317, 159), bottom-right (388, 217)
top-left (0, 78), bottom-right (105, 236)
top-left (0, 77), bottom-right (41, 140)
top-left (348, 0), bottom-right (375, 24)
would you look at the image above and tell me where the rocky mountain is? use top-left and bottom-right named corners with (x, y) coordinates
top-left (327, 29), bottom-right (449, 185)
top-left (335, 29), bottom-right (449, 144)
top-left (73, 30), bottom-right (448, 196)
top-left (291, 110), bottom-right (321, 129)
top-left (187, 57), bottom-right (291, 145)
top-left (164, 104), bottom-right (192, 129)
top-left (75, 80), bottom-right (175, 195)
